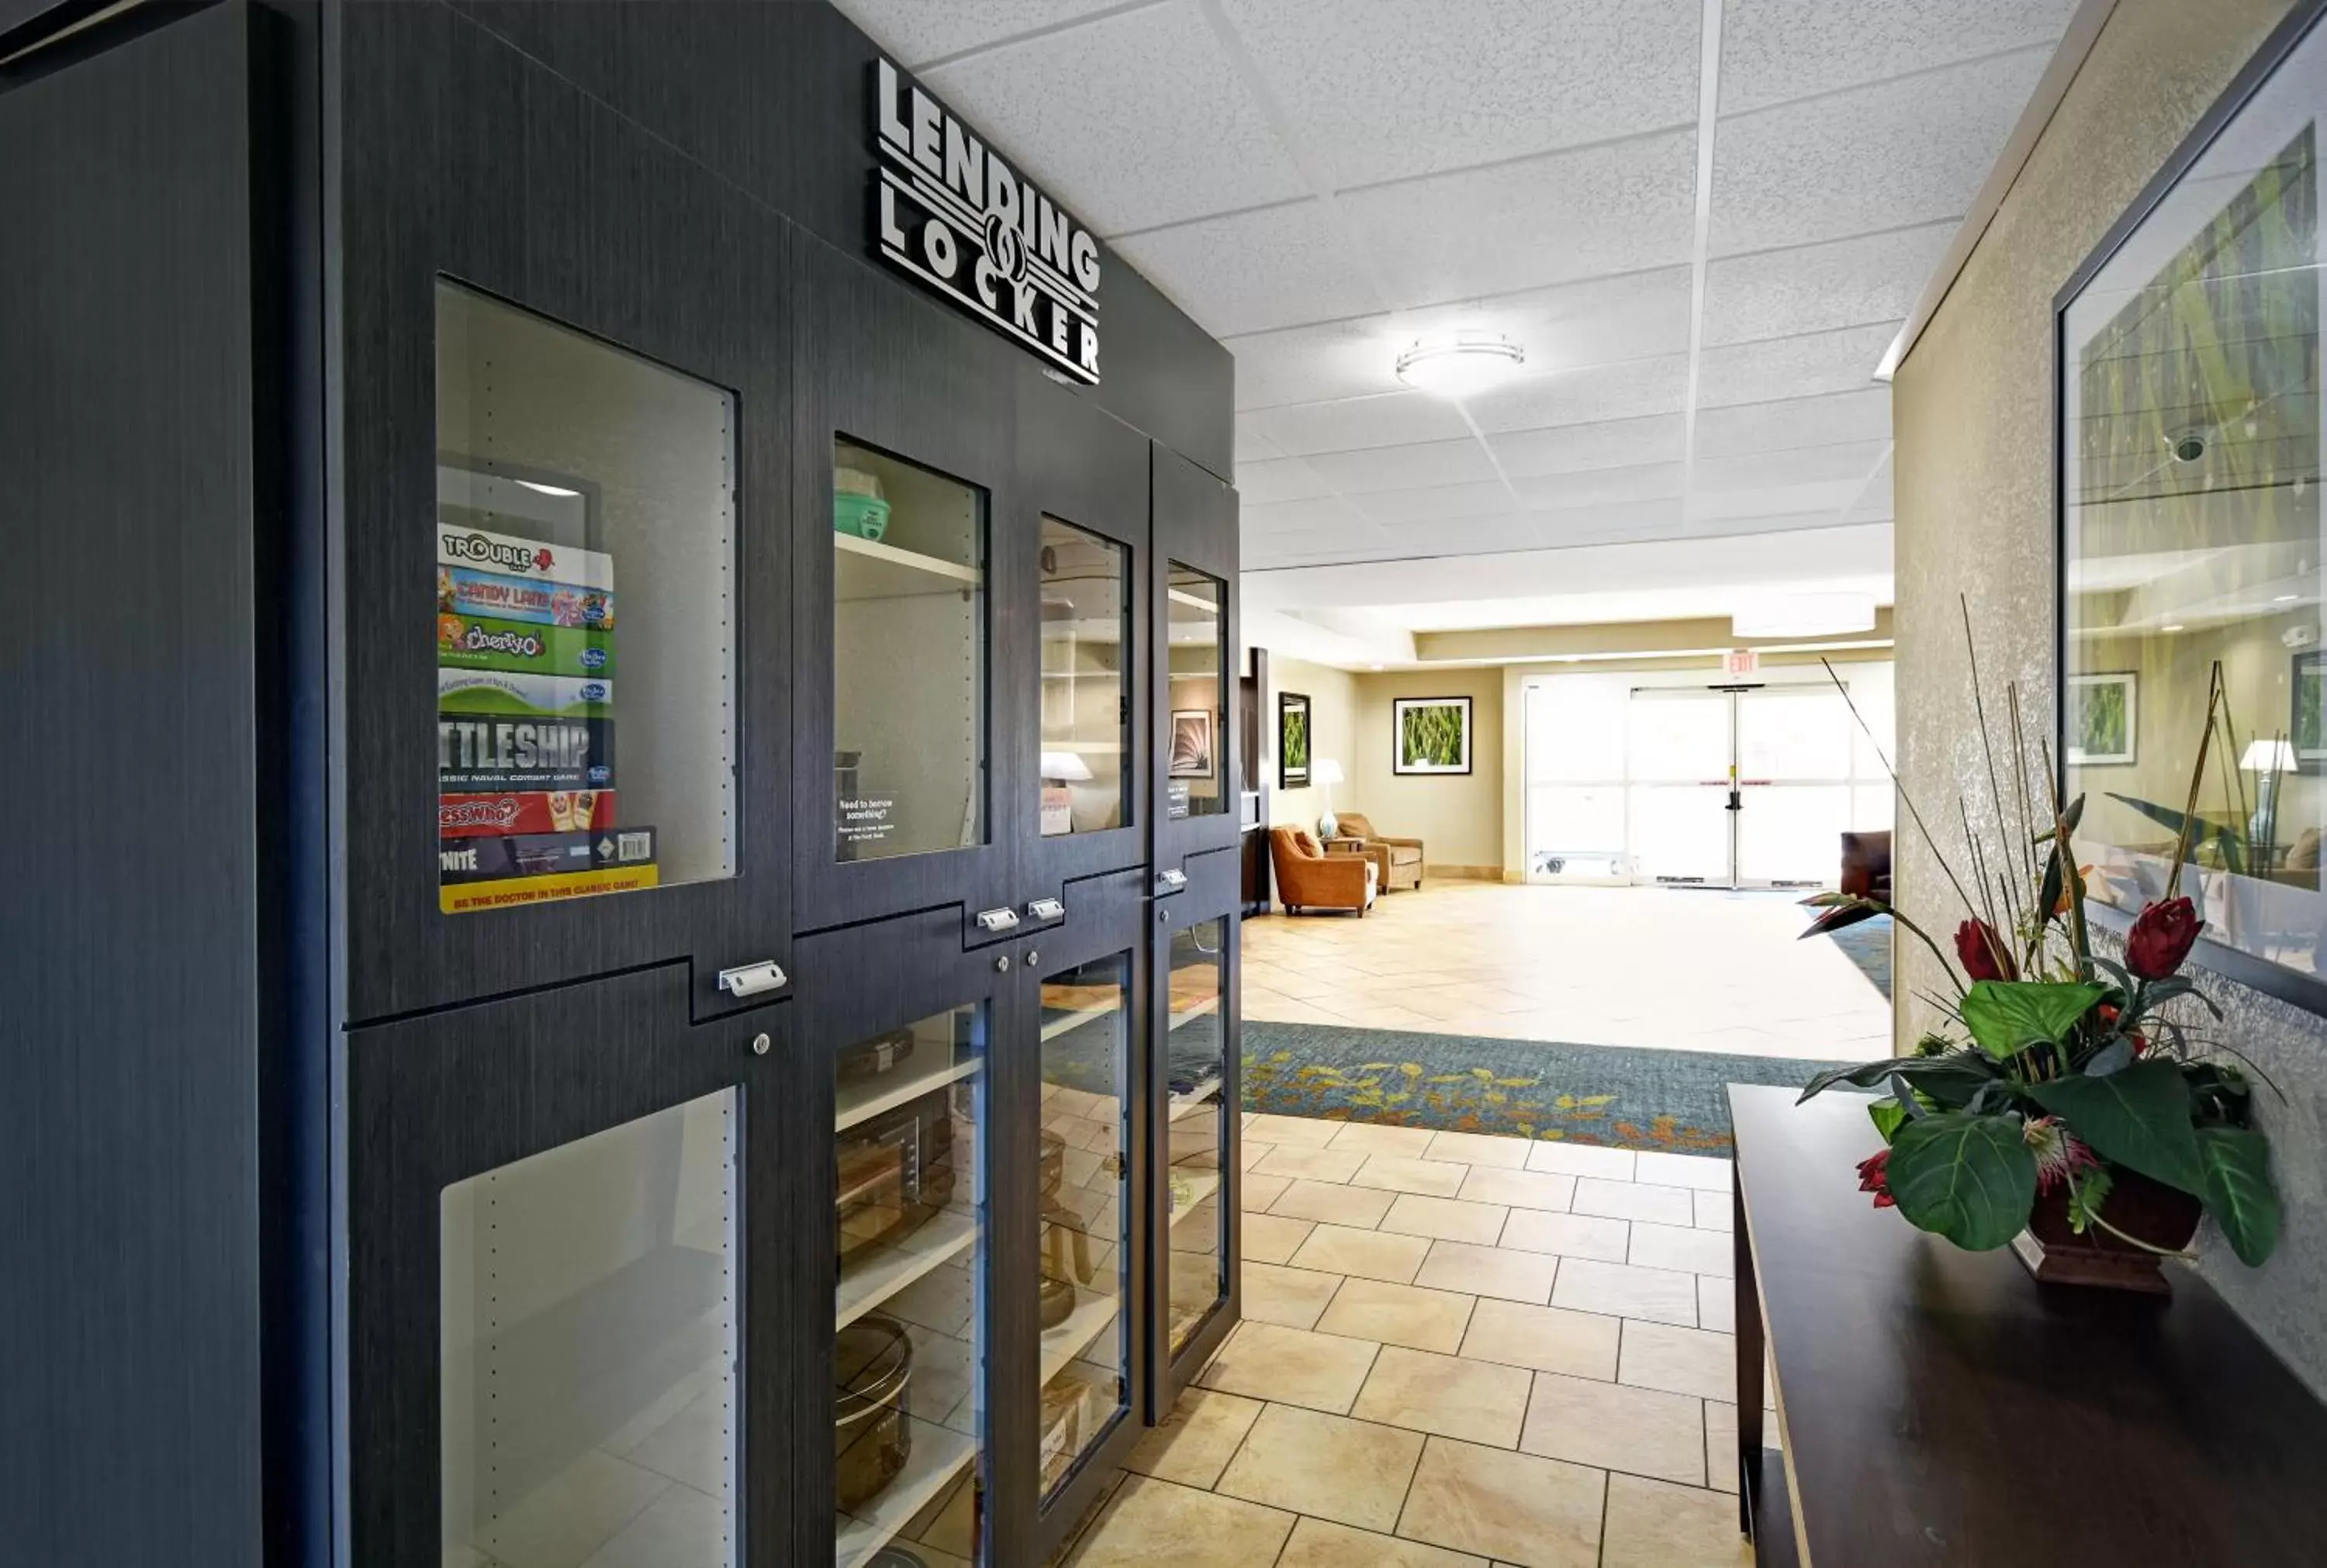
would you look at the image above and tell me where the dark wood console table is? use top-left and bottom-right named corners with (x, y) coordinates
top-left (1729, 1083), bottom-right (2327, 1565)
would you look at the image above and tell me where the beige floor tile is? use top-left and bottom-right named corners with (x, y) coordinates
top-left (1395, 1435), bottom-right (1606, 1568)
top-left (1271, 1178), bottom-right (1396, 1229)
top-left (1458, 1298), bottom-right (1620, 1380)
top-left (1599, 1473), bottom-right (1752, 1567)
top-left (1455, 1166), bottom-right (1576, 1213)
top-left (1291, 1223), bottom-right (1433, 1285)
top-left (1247, 1113), bottom-right (1347, 1148)
top-left (1693, 1190), bottom-right (1734, 1231)
top-left (1197, 1321), bottom-right (1381, 1415)
top-left (1696, 1276), bottom-right (1735, 1334)
top-left (1255, 1145), bottom-right (1368, 1184)
top-left (1215, 1403), bottom-right (1425, 1534)
top-left (1378, 1193), bottom-right (1509, 1245)
top-left (1241, 1260), bottom-right (1347, 1331)
top-left (1414, 1239), bottom-right (1558, 1305)
top-left (1570, 1177), bottom-right (1696, 1227)
top-left (1241, 1211), bottom-right (1316, 1265)
top-left (1520, 1372), bottom-right (1706, 1486)
top-left (1703, 1401), bottom-right (1737, 1495)
top-left (1070, 1474), bottom-right (1297, 1567)
top-left (1242, 1173), bottom-right (1291, 1213)
top-left (1327, 1121), bottom-right (1439, 1158)
top-left (1550, 1259), bottom-right (1698, 1327)
top-left (1497, 1208), bottom-right (1630, 1263)
top-left (1316, 1276), bottom-right (1477, 1355)
top-left (1618, 1320), bottom-right (1734, 1401)
top-left (1277, 1515), bottom-right (1489, 1568)
top-left (1627, 1221), bottom-right (1734, 1277)
top-left (1632, 1151), bottom-right (1734, 1193)
top-left (1122, 1387), bottom-right (1266, 1489)
top-left (1523, 1142), bottom-right (1637, 1181)
top-left (1352, 1345), bottom-right (1531, 1447)
top-left (1240, 1141), bottom-right (1276, 1171)
top-left (1423, 1130), bottom-right (1533, 1169)
top-left (1348, 1154), bottom-right (1469, 1198)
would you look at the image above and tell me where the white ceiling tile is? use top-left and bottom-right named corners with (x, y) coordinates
top-left (1719, 0), bottom-right (2080, 117)
top-left (1516, 461), bottom-right (1686, 512)
top-left (1693, 323), bottom-right (1898, 409)
top-left (1691, 439), bottom-right (1890, 492)
top-left (834, 0), bottom-right (1136, 68)
top-left (1235, 412), bottom-right (1285, 463)
top-left (1703, 223), bottom-right (1955, 347)
top-left (1691, 388), bottom-right (1892, 458)
top-left (1465, 355), bottom-right (1691, 434)
top-left (1235, 456), bottom-right (1334, 505)
top-left (1685, 480), bottom-right (1864, 523)
top-left (924, 2), bottom-right (1309, 235)
top-left (1250, 392), bottom-right (1475, 457)
top-left (1298, 437), bottom-right (1497, 493)
top-left (1226, 316), bottom-right (1408, 411)
top-left (1344, 130), bottom-right (1700, 304)
top-left (1243, 495), bottom-right (1372, 533)
top-left (1709, 49), bottom-right (2052, 255)
top-left (1245, 525), bottom-right (1397, 565)
top-left (1218, 0), bottom-right (1703, 187)
top-left (1847, 450), bottom-right (1897, 520)
top-left (1347, 481), bottom-right (1516, 526)
top-left (1686, 511), bottom-right (1864, 541)
top-left (1488, 413), bottom-right (1686, 478)
top-left (1114, 200), bottom-right (1381, 337)
top-left (1533, 497), bottom-right (1687, 544)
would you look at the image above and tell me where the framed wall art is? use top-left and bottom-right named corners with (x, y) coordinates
top-left (1393, 696), bottom-right (1472, 775)
top-left (1170, 708), bottom-right (1215, 779)
top-left (1278, 692), bottom-right (1310, 789)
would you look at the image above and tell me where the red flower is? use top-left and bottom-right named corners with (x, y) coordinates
top-left (1856, 1147), bottom-right (1896, 1209)
top-left (1953, 919), bottom-right (2017, 983)
top-left (2125, 896), bottom-right (2201, 979)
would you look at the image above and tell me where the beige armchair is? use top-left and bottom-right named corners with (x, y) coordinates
top-left (1328, 811), bottom-right (1423, 892)
top-left (1271, 827), bottom-right (1376, 915)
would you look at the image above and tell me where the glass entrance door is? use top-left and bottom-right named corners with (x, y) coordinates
top-left (1734, 686), bottom-right (1857, 888)
top-left (1624, 689), bottom-right (1735, 886)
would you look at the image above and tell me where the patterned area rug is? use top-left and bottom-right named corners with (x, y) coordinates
top-left (1242, 1021), bottom-right (1833, 1154)
top-left (1820, 911), bottom-right (1893, 1000)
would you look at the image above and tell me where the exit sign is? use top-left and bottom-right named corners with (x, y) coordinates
top-left (1724, 648), bottom-right (1761, 676)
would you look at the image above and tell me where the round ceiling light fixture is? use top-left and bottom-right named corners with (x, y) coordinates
top-left (1395, 331), bottom-right (1525, 398)
top-left (1731, 592), bottom-right (1878, 640)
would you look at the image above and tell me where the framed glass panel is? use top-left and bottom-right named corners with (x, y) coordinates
top-left (435, 281), bottom-right (735, 913)
top-left (834, 440), bottom-right (988, 863)
top-left (1039, 517), bottom-right (1131, 838)
top-left (2060, 17), bottom-right (2327, 996)
top-left (834, 1006), bottom-right (988, 1566)
top-left (1036, 955), bottom-right (1133, 1500)
top-left (1165, 565), bottom-right (1227, 820)
top-left (441, 1090), bottom-right (739, 1566)
top-left (1164, 918), bottom-right (1228, 1353)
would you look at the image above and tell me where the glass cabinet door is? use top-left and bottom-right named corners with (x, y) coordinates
top-left (833, 1006), bottom-right (989, 1568)
top-left (832, 442), bottom-right (988, 865)
top-left (1163, 917), bottom-right (1229, 1353)
top-left (1037, 518), bottom-right (1131, 841)
top-left (1035, 955), bottom-right (1134, 1502)
top-left (1164, 565), bottom-right (1228, 822)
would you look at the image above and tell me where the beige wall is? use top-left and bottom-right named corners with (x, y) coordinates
top-left (1895, 0), bottom-right (2324, 1394)
top-left (1351, 671), bottom-right (1504, 872)
top-left (1263, 655), bottom-right (1360, 837)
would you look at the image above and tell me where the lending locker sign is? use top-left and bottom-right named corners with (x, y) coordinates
top-left (870, 58), bottom-right (1102, 384)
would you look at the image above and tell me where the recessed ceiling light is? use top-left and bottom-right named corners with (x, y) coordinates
top-left (1368, 663), bottom-right (1384, 670)
top-left (516, 479), bottom-right (583, 498)
top-left (2162, 623), bottom-right (2186, 633)
top-left (1395, 332), bottom-right (1525, 398)
top-left (2275, 593), bottom-right (2301, 603)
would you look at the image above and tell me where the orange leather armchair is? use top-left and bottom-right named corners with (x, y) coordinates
top-left (1329, 811), bottom-right (1423, 893)
top-left (1270, 826), bottom-right (1376, 915)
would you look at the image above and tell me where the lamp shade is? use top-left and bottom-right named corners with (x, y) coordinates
top-left (1040, 749), bottom-right (1094, 782)
top-left (1312, 758), bottom-right (1344, 786)
top-left (2240, 738), bottom-right (2298, 774)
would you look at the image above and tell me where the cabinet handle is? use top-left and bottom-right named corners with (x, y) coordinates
top-left (717, 960), bottom-right (787, 997)
top-left (1026, 896), bottom-right (1064, 921)
top-left (1159, 869), bottom-right (1188, 889)
top-left (975, 907), bottom-right (1021, 933)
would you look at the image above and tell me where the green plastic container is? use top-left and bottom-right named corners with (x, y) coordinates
top-left (834, 492), bottom-right (890, 541)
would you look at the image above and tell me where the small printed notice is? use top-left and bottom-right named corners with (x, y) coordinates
top-left (839, 795), bottom-right (897, 848)
top-left (1166, 779), bottom-right (1191, 820)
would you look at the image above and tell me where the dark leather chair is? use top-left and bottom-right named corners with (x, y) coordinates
top-left (1841, 830), bottom-right (1893, 903)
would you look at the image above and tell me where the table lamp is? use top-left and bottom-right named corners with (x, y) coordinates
top-left (1312, 757), bottom-right (1344, 839)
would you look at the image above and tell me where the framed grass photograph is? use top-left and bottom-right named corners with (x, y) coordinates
top-left (2064, 672), bottom-right (2136, 766)
top-left (1393, 696), bottom-right (1472, 775)
top-left (1278, 692), bottom-right (1311, 789)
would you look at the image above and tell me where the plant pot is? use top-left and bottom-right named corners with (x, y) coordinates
top-left (2011, 1166), bottom-right (2201, 1294)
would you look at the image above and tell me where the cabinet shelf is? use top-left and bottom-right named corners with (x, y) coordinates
top-left (835, 1052), bottom-right (980, 1135)
top-left (1167, 994), bottom-right (1220, 1032)
top-left (836, 1207), bottom-right (978, 1330)
top-left (834, 1414), bottom-right (977, 1568)
top-left (1039, 1290), bottom-right (1122, 1387)
top-left (1168, 1076), bottom-right (1222, 1122)
top-left (835, 531), bottom-right (983, 601)
top-left (1167, 1169), bottom-right (1221, 1228)
top-left (1040, 1000), bottom-right (1119, 1043)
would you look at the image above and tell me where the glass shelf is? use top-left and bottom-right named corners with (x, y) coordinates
top-left (1164, 916), bottom-right (1228, 1356)
top-left (1164, 565), bottom-right (1226, 820)
top-left (1039, 516), bottom-right (1129, 838)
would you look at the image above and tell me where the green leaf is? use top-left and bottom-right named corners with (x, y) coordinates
top-left (1868, 1100), bottom-right (1907, 1141)
top-left (1796, 1058), bottom-right (1906, 1101)
top-left (2194, 1126), bottom-right (2280, 1266)
top-left (1798, 1049), bottom-right (1997, 1107)
top-left (1884, 1113), bottom-right (2038, 1251)
top-left (1959, 980), bottom-right (2109, 1059)
top-left (2027, 1059), bottom-right (2206, 1195)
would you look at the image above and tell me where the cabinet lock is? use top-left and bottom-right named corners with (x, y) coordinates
top-left (1157, 869), bottom-right (1188, 890)
top-left (975, 907), bottom-right (1021, 933)
top-left (717, 960), bottom-right (787, 998)
top-left (1026, 896), bottom-right (1064, 921)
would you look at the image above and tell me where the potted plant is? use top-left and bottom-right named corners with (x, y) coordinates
top-left (1800, 634), bottom-right (2281, 1290)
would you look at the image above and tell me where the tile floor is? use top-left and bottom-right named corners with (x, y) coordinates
top-left (1243, 881), bottom-right (1888, 1062)
top-left (1063, 1116), bottom-right (1773, 1568)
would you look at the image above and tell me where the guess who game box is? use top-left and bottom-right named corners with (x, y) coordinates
top-left (436, 524), bottom-right (657, 912)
